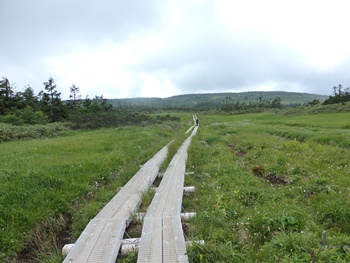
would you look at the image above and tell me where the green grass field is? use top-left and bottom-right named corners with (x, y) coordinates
top-left (0, 120), bottom-right (185, 262)
top-left (1, 111), bottom-right (350, 262)
top-left (186, 112), bottom-right (350, 262)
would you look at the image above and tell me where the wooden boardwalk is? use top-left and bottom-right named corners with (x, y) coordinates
top-left (137, 125), bottom-right (198, 263)
top-left (63, 117), bottom-right (198, 262)
top-left (63, 143), bottom-right (170, 262)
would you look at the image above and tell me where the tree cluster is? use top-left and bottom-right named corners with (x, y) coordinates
top-left (221, 94), bottom-right (283, 112)
top-left (0, 76), bottom-right (112, 125)
top-left (0, 76), bottom-right (181, 131)
top-left (323, 84), bottom-right (350, 105)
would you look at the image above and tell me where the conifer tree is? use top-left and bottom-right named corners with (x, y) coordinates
top-left (41, 77), bottom-right (66, 122)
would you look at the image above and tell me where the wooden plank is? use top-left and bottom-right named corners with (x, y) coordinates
top-left (64, 144), bottom-right (169, 262)
top-left (85, 218), bottom-right (126, 263)
top-left (95, 145), bottom-right (168, 219)
top-left (137, 217), bottom-right (163, 263)
top-left (63, 218), bottom-right (125, 263)
top-left (185, 125), bottom-right (194, 134)
top-left (162, 216), bottom-right (188, 263)
top-left (137, 126), bottom-right (198, 262)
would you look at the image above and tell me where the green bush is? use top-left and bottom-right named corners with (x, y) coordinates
top-left (2, 114), bottom-right (24, 125)
top-left (1, 106), bottom-right (48, 125)
top-left (20, 106), bottom-right (48, 124)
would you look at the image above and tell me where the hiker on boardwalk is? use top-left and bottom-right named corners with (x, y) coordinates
top-left (196, 118), bottom-right (199, 126)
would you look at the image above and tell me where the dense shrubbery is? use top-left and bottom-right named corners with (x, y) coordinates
top-left (0, 106), bottom-right (48, 125)
top-left (68, 111), bottom-right (149, 129)
top-left (68, 111), bottom-right (179, 129)
top-left (0, 123), bottom-right (69, 142)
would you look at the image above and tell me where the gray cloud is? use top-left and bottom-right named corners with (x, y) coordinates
top-left (1, 0), bottom-right (163, 94)
top-left (1, 0), bottom-right (161, 65)
top-left (132, 29), bottom-right (322, 94)
top-left (1, 0), bottom-right (350, 98)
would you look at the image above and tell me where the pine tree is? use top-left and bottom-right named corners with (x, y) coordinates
top-left (69, 84), bottom-right (81, 111)
top-left (41, 77), bottom-right (66, 122)
top-left (0, 77), bottom-right (16, 114)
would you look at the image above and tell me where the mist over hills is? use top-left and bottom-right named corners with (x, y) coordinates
top-left (109, 91), bottom-right (328, 109)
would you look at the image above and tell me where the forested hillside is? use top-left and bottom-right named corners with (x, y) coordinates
top-left (109, 91), bottom-right (328, 110)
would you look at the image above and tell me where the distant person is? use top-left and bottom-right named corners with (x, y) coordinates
top-left (196, 118), bottom-right (199, 126)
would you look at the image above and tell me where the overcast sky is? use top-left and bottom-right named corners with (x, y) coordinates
top-left (1, 0), bottom-right (350, 99)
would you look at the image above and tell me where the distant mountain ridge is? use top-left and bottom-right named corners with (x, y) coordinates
top-left (108, 91), bottom-right (328, 109)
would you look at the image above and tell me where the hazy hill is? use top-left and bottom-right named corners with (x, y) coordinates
top-left (109, 91), bottom-right (328, 109)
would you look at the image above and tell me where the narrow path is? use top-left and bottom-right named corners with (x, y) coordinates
top-left (63, 116), bottom-right (198, 262)
top-left (137, 125), bottom-right (198, 262)
top-left (63, 144), bottom-right (170, 262)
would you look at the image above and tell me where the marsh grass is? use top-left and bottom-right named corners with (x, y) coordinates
top-left (0, 122), bottom-right (180, 262)
top-left (186, 112), bottom-right (350, 262)
top-left (2, 111), bottom-right (349, 262)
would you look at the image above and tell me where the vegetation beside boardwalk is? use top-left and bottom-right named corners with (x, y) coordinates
top-left (1, 108), bottom-right (350, 262)
top-left (186, 112), bottom-right (350, 262)
top-left (0, 120), bottom-right (184, 262)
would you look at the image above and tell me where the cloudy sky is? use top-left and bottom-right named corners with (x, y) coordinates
top-left (1, 0), bottom-right (350, 99)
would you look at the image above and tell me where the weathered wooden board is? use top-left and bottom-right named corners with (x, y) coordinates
top-left (63, 144), bottom-right (169, 263)
top-left (64, 119), bottom-right (198, 263)
top-left (137, 126), bottom-right (198, 262)
top-left (63, 218), bottom-right (125, 262)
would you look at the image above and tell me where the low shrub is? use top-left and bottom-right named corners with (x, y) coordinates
top-left (68, 111), bottom-right (180, 130)
top-left (0, 123), bottom-right (69, 142)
